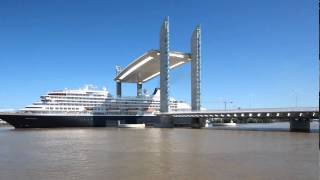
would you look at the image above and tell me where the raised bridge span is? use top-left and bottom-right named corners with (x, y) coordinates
top-left (158, 107), bottom-right (319, 132)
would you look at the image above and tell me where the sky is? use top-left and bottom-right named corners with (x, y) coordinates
top-left (0, 0), bottom-right (318, 109)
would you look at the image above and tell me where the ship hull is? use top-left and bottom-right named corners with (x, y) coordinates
top-left (0, 114), bottom-right (160, 128)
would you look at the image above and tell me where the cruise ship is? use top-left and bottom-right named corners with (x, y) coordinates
top-left (0, 85), bottom-right (191, 128)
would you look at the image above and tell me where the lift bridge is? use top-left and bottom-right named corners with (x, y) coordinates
top-left (114, 17), bottom-right (319, 132)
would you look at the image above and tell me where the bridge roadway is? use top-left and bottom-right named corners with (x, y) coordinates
top-left (158, 107), bottom-right (319, 132)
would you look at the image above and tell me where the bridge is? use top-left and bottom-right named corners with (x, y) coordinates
top-left (115, 17), bottom-right (319, 132)
top-left (159, 107), bottom-right (319, 131)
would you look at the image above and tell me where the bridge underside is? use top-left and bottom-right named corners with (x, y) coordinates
top-left (114, 50), bottom-right (191, 83)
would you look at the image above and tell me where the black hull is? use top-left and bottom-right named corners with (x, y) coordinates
top-left (0, 114), bottom-right (160, 128)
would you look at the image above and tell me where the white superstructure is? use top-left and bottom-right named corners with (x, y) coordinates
top-left (22, 85), bottom-right (191, 115)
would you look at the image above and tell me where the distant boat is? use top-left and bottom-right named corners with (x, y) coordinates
top-left (0, 119), bottom-right (8, 125)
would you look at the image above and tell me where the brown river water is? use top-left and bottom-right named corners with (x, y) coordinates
top-left (0, 126), bottom-right (318, 180)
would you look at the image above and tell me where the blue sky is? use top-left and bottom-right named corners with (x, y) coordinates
top-left (0, 0), bottom-right (317, 109)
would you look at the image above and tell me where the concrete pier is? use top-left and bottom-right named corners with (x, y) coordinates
top-left (116, 81), bottom-right (122, 97)
top-left (290, 118), bottom-right (310, 132)
top-left (158, 116), bottom-right (174, 128)
top-left (137, 82), bottom-right (142, 97)
top-left (191, 117), bottom-right (205, 128)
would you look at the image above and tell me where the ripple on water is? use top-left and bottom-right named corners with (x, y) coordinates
top-left (0, 127), bottom-right (318, 180)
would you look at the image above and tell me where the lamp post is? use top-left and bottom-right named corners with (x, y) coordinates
top-left (224, 100), bottom-right (233, 111)
top-left (291, 90), bottom-right (299, 108)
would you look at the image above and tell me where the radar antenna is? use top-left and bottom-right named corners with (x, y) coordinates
top-left (143, 89), bottom-right (148, 95)
top-left (115, 65), bottom-right (122, 76)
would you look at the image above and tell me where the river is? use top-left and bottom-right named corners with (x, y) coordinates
top-left (0, 123), bottom-right (318, 180)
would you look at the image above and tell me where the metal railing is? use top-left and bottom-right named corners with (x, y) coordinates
top-left (161, 107), bottom-right (319, 115)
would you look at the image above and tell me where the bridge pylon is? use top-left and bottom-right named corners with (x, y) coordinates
top-left (190, 25), bottom-right (203, 128)
top-left (158, 18), bottom-right (203, 128)
top-left (160, 16), bottom-right (170, 113)
top-left (158, 17), bottom-right (174, 128)
top-left (191, 25), bottom-right (201, 111)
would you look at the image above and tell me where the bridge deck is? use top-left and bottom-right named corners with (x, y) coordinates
top-left (161, 107), bottom-right (319, 119)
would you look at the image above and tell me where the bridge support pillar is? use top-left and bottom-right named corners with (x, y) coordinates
top-left (191, 117), bottom-right (205, 128)
top-left (289, 118), bottom-right (310, 132)
top-left (116, 81), bottom-right (122, 97)
top-left (158, 115), bottom-right (174, 128)
top-left (137, 82), bottom-right (142, 97)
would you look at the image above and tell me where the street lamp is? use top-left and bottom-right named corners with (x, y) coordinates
top-left (224, 100), bottom-right (233, 111)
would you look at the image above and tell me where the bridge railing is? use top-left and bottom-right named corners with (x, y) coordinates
top-left (161, 107), bottom-right (319, 115)
top-left (159, 107), bottom-right (319, 120)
